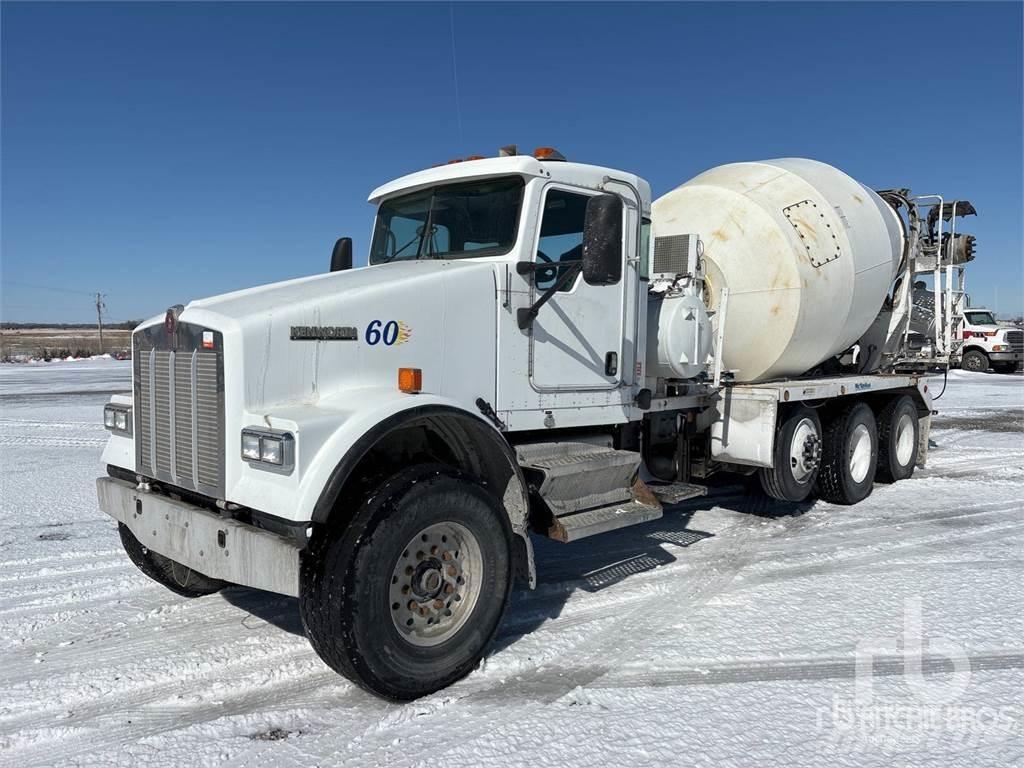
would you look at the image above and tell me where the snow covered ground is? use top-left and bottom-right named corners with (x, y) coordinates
top-left (1, 360), bottom-right (1021, 767)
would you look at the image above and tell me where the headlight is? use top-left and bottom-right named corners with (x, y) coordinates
top-left (241, 433), bottom-right (262, 461)
top-left (240, 428), bottom-right (294, 474)
top-left (103, 404), bottom-right (132, 436)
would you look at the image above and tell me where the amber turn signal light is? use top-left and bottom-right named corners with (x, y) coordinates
top-left (398, 368), bottom-right (422, 393)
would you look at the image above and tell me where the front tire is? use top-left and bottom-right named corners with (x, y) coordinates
top-left (961, 350), bottom-right (988, 372)
top-left (118, 523), bottom-right (226, 597)
top-left (992, 361), bottom-right (1019, 374)
top-left (815, 401), bottom-right (878, 505)
top-left (300, 465), bottom-right (513, 700)
top-left (759, 405), bottom-right (822, 502)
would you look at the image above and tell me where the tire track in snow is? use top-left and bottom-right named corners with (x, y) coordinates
top-left (0, 435), bottom-right (107, 448)
top-left (1, 663), bottom-right (355, 768)
top-left (751, 498), bottom-right (1023, 557)
top-left (0, 418), bottom-right (105, 429)
top-left (536, 651), bottom-right (1024, 693)
top-left (0, 558), bottom-right (126, 588)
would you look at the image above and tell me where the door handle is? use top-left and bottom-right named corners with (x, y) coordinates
top-left (605, 351), bottom-right (618, 376)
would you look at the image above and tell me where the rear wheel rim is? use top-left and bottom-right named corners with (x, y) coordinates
top-left (895, 412), bottom-right (915, 466)
top-left (849, 423), bottom-right (873, 484)
top-left (388, 521), bottom-right (483, 647)
top-left (788, 417), bottom-right (820, 484)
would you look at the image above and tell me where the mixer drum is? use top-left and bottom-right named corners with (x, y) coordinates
top-left (652, 159), bottom-right (904, 382)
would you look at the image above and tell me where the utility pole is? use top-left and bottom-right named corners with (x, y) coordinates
top-left (95, 292), bottom-right (106, 354)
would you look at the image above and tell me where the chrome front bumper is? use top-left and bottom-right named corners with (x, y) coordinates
top-left (97, 477), bottom-right (301, 597)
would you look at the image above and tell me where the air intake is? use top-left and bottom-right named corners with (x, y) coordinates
top-left (652, 234), bottom-right (698, 278)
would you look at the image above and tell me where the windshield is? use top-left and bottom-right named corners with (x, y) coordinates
top-left (370, 177), bottom-right (524, 264)
top-left (964, 311), bottom-right (997, 325)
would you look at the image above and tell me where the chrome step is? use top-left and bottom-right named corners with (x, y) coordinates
top-left (647, 482), bottom-right (707, 505)
top-left (549, 500), bottom-right (663, 542)
top-left (516, 441), bottom-right (640, 516)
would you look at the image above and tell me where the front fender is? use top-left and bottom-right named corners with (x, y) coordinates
top-left (217, 387), bottom-right (536, 587)
top-left (229, 388), bottom-right (485, 523)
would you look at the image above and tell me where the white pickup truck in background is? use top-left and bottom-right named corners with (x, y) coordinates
top-left (956, 307), bottom-right (1023, 373)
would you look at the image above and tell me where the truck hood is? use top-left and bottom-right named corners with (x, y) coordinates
top-left (140, 259), bottom-right (500, 410)
top-left (182, 260), bottom-right (480, 321)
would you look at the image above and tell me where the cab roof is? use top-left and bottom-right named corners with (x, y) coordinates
top-left (368, 155), bottom-right (652, 214)
top-left (368, 156), bottom-right (547, 203)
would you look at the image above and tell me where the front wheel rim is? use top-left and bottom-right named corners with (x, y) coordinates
top-left (388, 521), bottom-right (483, 647)
top-left (848, 423), bottom-right (873, 484)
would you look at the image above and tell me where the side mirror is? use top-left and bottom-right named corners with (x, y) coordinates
top-left (330, 237), bottom-right (353, 272)
top-left (582, 194), bottom-right (623, 285)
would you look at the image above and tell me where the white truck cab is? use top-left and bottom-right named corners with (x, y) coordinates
top-left (956, 307), bottom-right (1023, 373)
top-left (96, 147), bottom-right (973, 700)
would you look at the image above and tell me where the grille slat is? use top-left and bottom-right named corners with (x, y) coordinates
top-left (134, 324), bottom-right (224, 497)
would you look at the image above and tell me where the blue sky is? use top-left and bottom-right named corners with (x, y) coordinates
top-left (2, 1), bottom-right (1021, 323)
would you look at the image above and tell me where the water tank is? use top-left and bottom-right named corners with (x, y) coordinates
top-left (651, 159), bottom-right (904, 382)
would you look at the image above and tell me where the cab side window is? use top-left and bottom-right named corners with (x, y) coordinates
top-left (535, 189), bottom-right (590, 292)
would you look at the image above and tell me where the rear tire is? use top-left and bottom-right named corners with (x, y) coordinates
top-left (876, 395), bottom-right (919, 483)
top-left (300, 465), bottom-right (513, 701)
top-left (814, 401), bottom-right (878, 505)
top-left (759, 405), bottom-right (822, 502)
top-left (118, 523), bottom-right (226, 597)
top-left (961, 350), bottom-right (988, 372)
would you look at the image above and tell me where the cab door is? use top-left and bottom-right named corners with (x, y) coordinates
top-left (528, 185), bottom-right (626, 391)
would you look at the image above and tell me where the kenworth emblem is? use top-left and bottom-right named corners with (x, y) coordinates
top-left (290, 325), bottom-right (358, 341)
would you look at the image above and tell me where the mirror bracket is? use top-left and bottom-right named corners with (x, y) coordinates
top-left (517, 262), bottom-right (582, 330)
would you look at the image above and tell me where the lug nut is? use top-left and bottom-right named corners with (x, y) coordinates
top-left (444, 584), bottom-right (454, 594)
top-left (442, 551), bottom-right (452, 561)
top-left (446, 565), bottom-right (457, 577)
top-left (433, 599), bottom-right (444, 610)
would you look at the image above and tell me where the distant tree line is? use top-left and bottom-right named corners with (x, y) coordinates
top-left (1, 321), bottom-right (141, 330)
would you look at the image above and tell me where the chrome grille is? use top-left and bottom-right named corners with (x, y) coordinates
top-left (1005, 330), bottom-right (1023, 352)
top-left (134, 323), bottom-right (224, 498)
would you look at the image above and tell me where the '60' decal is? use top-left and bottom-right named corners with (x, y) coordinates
top-left (365, 320), bottom-right (412, 346)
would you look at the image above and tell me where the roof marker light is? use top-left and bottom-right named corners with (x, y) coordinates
top-left (533, 147), bottom-right (566, 161)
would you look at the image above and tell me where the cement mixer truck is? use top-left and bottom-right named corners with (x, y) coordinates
top-left (95, 147), bottom-right (977, 699)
